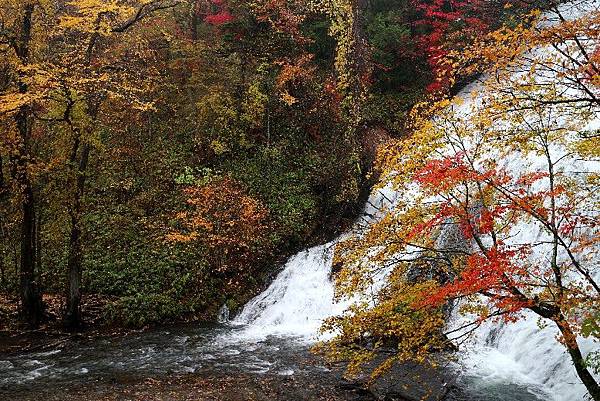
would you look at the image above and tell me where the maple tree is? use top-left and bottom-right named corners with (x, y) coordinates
top-left (321, 3), bottom-right (600, 400)
top-left (412, 0), bottom-right (490, 92)
top-left (168, 177), bottom-right (272, 292)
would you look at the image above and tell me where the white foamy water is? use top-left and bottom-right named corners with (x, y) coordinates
top-left (233, 242), bottom-right (340, 340)
top-left (232, 184), bottom-right (401, 342)
top-left (460, 312), bottom-right (599, 401)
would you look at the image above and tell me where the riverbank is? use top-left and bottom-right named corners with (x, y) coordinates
top-left (2, 367), bottom-right (377, 401)
top-left (0, 293), bottom-right (148, 355)
top-left (0, 319), bottom-right (553, 401)
top-left (0, 324), bottom-right (375, 401)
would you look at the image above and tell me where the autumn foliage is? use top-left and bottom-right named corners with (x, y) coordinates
top-left (204, 0), bottom-right (235, 25)
top-left (322, 2), bottom-right (600, 399)
top-left (168, 177), bottom-right (272, 289)
top-left (413, 0), bottom-right (490, 92)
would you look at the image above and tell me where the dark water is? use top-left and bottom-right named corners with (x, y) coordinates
top-left (0, 323), bottom-right (549, 401)
top-left (0, 324), bottom-right (319, 390)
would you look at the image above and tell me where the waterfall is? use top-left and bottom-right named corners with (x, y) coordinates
top-left (232, 185), bottom-right (400, 342)
top-left (231, 183), bottom-right (597, 401)
top-left (230, 3), bottom-right (599, 400)
top-left (232, 242), bottom-right (339, 340)
top-left (459, 312), bottom-right (599, 401)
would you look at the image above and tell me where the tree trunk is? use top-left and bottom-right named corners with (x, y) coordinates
top-left (0, 155), bottom-right (5, 194)
top-left (0, 216), bottom-right (5, 289)
top-left (557, 320), bottom-right (600, 401)
top-left (12, 4), bottom-right (43, 327)
top-left (64, 144), bottom-right (90, 330)
top-left (0, 156), bottom-right (6, 288)
top-left (18, 172), bottom-right (42, 325)
top-left (35, 204), bottom-right (42, 278)
top-left (14, 101), bottom-right (43, 326)
top-left (349, 0), bottom-right (371, 122)
top-left (190, 1), bottom-right (200, 40)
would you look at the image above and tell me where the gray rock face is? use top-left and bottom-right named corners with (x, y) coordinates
top-left (347, 354), bottom-right (461, 401)
top-left (217, 303), bottom-right (230, 323)
top-left (405, 201), bottom-right (485, 318)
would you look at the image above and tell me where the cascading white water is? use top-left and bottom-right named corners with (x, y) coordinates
top-left (459, 311), bottom-right (599, 401)
top-left (231, 2), bottom-right (599, 400)
top-left (232, 242), bottom-right (339, 340)
top-left (232, 185), bottom-right (400, 342)
top-left (451, 150), bottom-right (600, 401)
top-left (232, 188), bottom-right (595, 401)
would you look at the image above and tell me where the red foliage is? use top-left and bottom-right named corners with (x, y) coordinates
top-left (420, 245), bottom-right (534, 316)
top-left (204, 0), bottom-right (235, 26)
top-left (414, 153), bottom-right (494, 191)
top-left (205, 10), bottom-right (235, 25)
top-left (253, 0), bottom-right (307, 42)
top-left (582, 44), bottom-right (600, 88)
top-left (410, 152), bottom-right (561, 317)
top-left (412, 0), bottom-right (491, 92)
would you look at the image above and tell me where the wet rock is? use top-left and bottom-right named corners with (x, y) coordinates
top-left (330, 261), bottom-right (344, 279)
top-left (349, 354), bottom-right (460, 401)
top-left (369, 363), bottom-right (456, 401)
top-left (217, 304), bottom-right (230, 323)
